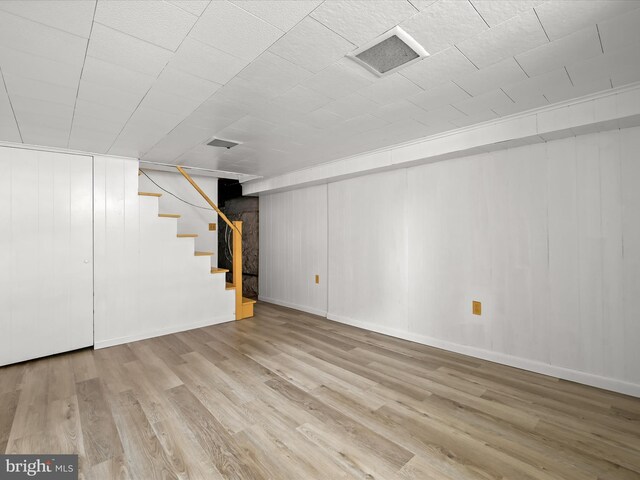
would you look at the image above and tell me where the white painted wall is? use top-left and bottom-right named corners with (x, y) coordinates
top-left (94, 155), bottom-right (235, 348)
top-left (138, 170), bottom-right (219, 264)
top-left (259, 126), bottom-right (640, 396)
top-left (259, 184), bottom-right (328, 316)
top-left (0, 146), bottom-right (93, 365)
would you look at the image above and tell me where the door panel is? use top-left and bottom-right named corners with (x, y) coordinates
top-left (0, 147), bottom-right (93, 366)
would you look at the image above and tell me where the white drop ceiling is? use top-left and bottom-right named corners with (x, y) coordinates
top-left (1, 0), bottom-right (640, 179)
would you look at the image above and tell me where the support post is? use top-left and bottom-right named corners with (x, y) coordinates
top-left (233, 220), bottom-right (243, 320)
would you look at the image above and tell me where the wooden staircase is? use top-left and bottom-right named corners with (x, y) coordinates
top-left (140, 167), bottom-right (255, 320)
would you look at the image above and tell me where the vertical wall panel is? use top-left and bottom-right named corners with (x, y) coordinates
top-left (259, 184), bottom-right (328, 315)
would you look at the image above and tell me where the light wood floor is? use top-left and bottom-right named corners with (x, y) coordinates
top-left (1, 302), bottom-right (639, 479)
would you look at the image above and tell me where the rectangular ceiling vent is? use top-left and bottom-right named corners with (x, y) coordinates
top-left (348, 26), bottom-right (429, 77)
top-left (207, 138), bottom-right (240, 149)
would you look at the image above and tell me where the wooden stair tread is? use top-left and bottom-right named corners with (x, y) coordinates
top-left (225, 282), bottom-right (235, 290)
top-left (139, 191), bottom-right (162, 197)
top-left (242, 297), bottom-right (256, 305)
top-left (177, 233), bottom-right (198, 238)
top-left (158, 213), bottom-right (181, 218)
top-left (211, 268), bottom-right (228, 274)
top-left (194, 251), bottom-right (214, 256)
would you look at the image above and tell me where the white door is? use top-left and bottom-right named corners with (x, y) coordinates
top-left (0, 147), bottom-right (93, 366)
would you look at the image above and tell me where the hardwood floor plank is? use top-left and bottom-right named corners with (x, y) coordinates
top-left (0, 302), bottom-right (638, 478)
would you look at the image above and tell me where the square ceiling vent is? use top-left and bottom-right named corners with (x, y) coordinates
top-left (347, 26), bottom-right (429, 77)
top-left (207, 138), bottom-right (240, 149)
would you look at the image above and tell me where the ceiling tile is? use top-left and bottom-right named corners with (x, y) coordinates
top-left (311, 0), bottom-right (417, 46)
top-left (503, 68), bottom-right (572, 102)
top-left (0, 0), bottom-right (95, 38)
top-left (598, 7), bottom-right (640, 54)
top-left (534, 0), bottom-right (640, 40)
top-left (230, 0), bottom-right (321, 31)
top-left (544, 76), bottom-right (612, 104)
top-left (400, 46), bottom-right (477, 90)
top-left (166, 1), bottom-right (211, 16)
top-left (299, 108), bottom-right (345, 130)
top-left (72, 99), bottom-right (133, 133)
top-left (269, 17), bottom-right (355, 73)
top-left (3, 73), bottom-right (78, 106)
top-left (515, 26), bottom-right (602, 77)
top-left (0, 11), bottom-right (87, 67)
top-left (408, 81), bottom-right (470, 111)
top-left (469, 1), bottom-right (544, 27)
top-left (189, 97), bottom-right (248, 125)
top-left (491, 94), bottom-right (548, 116)
top-left (358, 73), bottom-right (423, 106)
top-left (303, 58), bottom-right (376, 99)
top-left (0, 45), bottom-right (82, 88)
top-left (268, 85), bottom-right (332, 114)
top-left (450, 109), bottom-right (498, 127)
top-left (455, 57), bottom-right (528, 96)
top-left (457, 10), bottom-right (548, 68)
top-left (0, 80), bottom-right (21, 143)
top-left (142, 123), bottom-right (213, 163)
top-left (169, 38), bottom-right (249, 84)
top-left (323, 93), bottom-right (380, 119)
top-left (10, 94), bottom-right (74, 121)
top-left (330, 114), bottom-right (390, 136)
top-left (238, 52), bottom-right (314, 97)
top-left (400, 0), bottom-right (488, 55)
top-left (138, 88), bottom-right (203, 117)
top-left (87, 23), bottom-right (173, 77)
top-left (190, 1), bottom-right (284, 61)
top-left (567, 44), bottom-right (640, 88)
top-left (214, 76), bottom-right (276, 109)
top-left (94, 0), bottom-right (197, 51)
top-left (372, 99), bottom-right (432, 125)
top-left (77, 79), bottom-right (145, 112)
top-left (69, 126), bottom-right (119, 154)
top-left (81, 56), bottom-right (156, 98)
top-left (452, 88), bottom-right (514, 116)
top-left (20, 124), bottom-right (69, 148)
top-left (153, 67), bottom-right (221, 103)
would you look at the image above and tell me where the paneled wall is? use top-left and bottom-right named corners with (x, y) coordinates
top-left (259, 184), bottom-right (327, 315)
top-left (138, 170), bottom-right (219, 263)
top-left (94, 156), bottom-right (234, 348)
top-left (258, 126), bottom-right (640, 395)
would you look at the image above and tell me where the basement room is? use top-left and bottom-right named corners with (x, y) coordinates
top-left (1, 0), bottom-right (639, 478)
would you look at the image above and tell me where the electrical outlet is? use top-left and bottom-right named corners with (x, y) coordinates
top-left (315, 275), bottom-right (320, 284)
top-left (472, 301), bottom-right (481, 316)
top-left (209, 223), bottom-right (216, 231)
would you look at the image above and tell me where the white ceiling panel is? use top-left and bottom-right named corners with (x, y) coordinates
top-left (141, 124), bottom-right (212, 163)
top-left (400, 0), bottom-right (488, 55)
top-left (598, 7), bottom-right (640, 54)
top-left (10, 95), bottom-right (74, 122)
top-left (452, 88), bottom-right (514, 116)
top-left (408, 81), bottom-right (470, 111)
top-left (303, 58), bottom-right (376, 100)
top-left (323, 93), bottom-right (380, 119)
top-left (69, 126), bottom-right (118, 154)
top-left (469, 1), bottom-right (545, 27)
top-left (455, 57), bottom-right (528, 96)
top-left (3, 73), bottom-right (78, 106)
top-left (299, 108), bottom-right (345, 130)
top-left (138, 88), bottom-right (202, 117)
top-left (310, 0), bottom-right (417, 46)
top-left (20, 124), bottom-right (69, 148)
top-left (169, 38), bottom-right (249, 84)
top-left (0, 10), bottom-right (87, 67)
top-left (153, 67), bottom-right (221, 103)
top-left (358, 73), bottom-right (423, 106)
top-left (166, 1), bottom-right (211, 17)
top-left (238, 52), bottom-right (313, 98)
top-left (0, 0), bottom-right (95, 38)
top-left (94, 0), bottom-right (197, 51)
top-left (567, 44), bottom-right (640, 88)
top-left (372, 99), bottom-right (433, 125)
top-left (269, 17), bottom-right (355, 73)
top-left (544, 76), bottom-right (612, 104)
top-left (77, 80), bottom-right (145, 112)
top-left (0, 46), bottom-right (82, 88)
top-left (503, 68), bottom-right (571, 102)
top-left (457, 10), bottom-right (548, 68)
top-left (230, 0), bottom-right (321, 31)
top-left (0, 74), bottom-right (21, 142)
top-left (515, 26), bottom-right (602, 78)
top-left (534, 0), bottom-right (640, 41)
top-left (72, 100), bottom-right (131, 134)
top-left (189, 97), bottom-right (248, 126)
top-left (87, 23), bottom-right (173, 77)
top-left (268, 85), bottom-right (332, 114)
top-left (411, 104), bottom-right (467, 125)
top-left (400, 46), bottom-right (477, 90)
top-left (450, 109), bottom-right (498, 127)
top-left (190, 1), bottom-right (284, 61)
top-left (81, 56), bottom-right (156, 98)
top-left (492, 94), bottom-right (548, 116)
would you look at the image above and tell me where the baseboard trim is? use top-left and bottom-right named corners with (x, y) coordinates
top-left (259, 296), bottom-right (327, 317)
top-left (94, 314), bottom-right (235, 349)
top-left (327, 313), bottom-right (640, 398)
